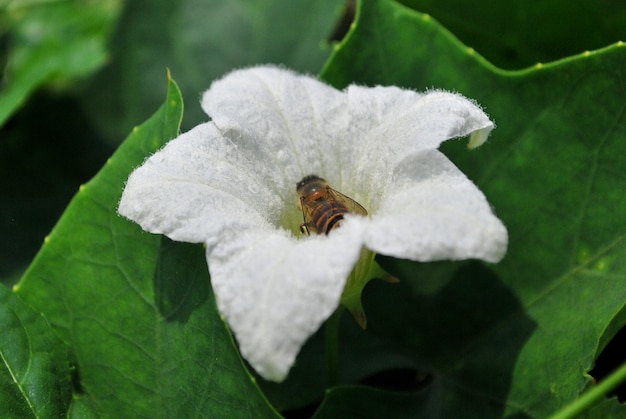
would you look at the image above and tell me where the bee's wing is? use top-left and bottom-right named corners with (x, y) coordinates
top-left (327, 187), bottom-right (368, 216)
top-left (298, 196), bottom-right (317, 234)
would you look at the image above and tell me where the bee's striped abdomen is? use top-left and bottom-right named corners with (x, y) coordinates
top-left (311, 201), bottom-right (349, 235)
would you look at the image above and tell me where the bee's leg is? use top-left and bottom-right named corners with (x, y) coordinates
top-left (299, 223), bottom-right (311, 236)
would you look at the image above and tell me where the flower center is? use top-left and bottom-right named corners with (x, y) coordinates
top-left (281, 174), bottom-right (369, 238)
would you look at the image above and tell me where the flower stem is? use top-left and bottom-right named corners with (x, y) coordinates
top-left (325, 306), bottom-right (344, 387)
top-left (549, 360), bottom-right (626, 419)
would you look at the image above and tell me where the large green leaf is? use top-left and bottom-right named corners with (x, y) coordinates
top-left (0, 285), bottom-right (71, 418)
top-left (398, 0), bottom-right (626, 69)
top-left (315, 0), bottom-right (626, 417)
top-left (14, 75), bottom-right (278, 417)
top-left (0, 0), bottom-right (121, 128)
top-left (79, 0), bottom-right (344, 143)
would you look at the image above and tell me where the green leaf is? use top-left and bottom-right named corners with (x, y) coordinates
top-left (14, 75), bottom-right (278, 417)
top-left (67, 395), bottom-right (100, 419)
top-left (398, 0), bottom-right (626, 69)
top-left (318, 0), bottom-right (626, 417)
top-left (79, 0), bottom-right (344, 143)
top-left (0, 285), bottom-right (71, 418)
top-left (0, 0), bottom-right (122, 128)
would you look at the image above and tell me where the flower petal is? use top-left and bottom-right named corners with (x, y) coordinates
top-left (118, 122), bottom-right (281, 244)
top-left (201, 66), bottom-right (495, 208)
top-left (361, 149), bottom-right (507, 263)
top-left (344, 86), bottom-right (494, 209)
top-left (202, 65), bottom-right (349, 191)
top-left (208, 219), bottom-right (364, 381)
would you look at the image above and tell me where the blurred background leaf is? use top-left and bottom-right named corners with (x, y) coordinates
top-left (78, 0), bottom-right (345, 144)
top-left (0, 0), bottom-right (122, 127)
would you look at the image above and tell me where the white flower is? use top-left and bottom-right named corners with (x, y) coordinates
top-left (118, 65), bottom-right (508, 382)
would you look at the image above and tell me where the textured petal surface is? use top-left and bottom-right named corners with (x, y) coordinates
top-left (360, 150), bottom-right (508, 263)
top-left (202, 66), bottom-right (349, 195)
top-left (344, 86), bottom-right (494, 210)
top-left (208, 220), bottom-right (364, 381)
top-left (118, 122), bottom-right (281, 244)
top-left (202, 67), bottom-right (494, 210)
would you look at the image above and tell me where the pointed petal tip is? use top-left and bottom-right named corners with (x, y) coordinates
top-left (478, 221), bottom-right (509, 264)
top-left (255, 361), bottom-right (290, 383)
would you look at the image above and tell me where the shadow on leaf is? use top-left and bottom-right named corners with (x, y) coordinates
top-left (154, 238), bottom-right (211, 322)
top-left (350, 257), bottom-right (537, 417)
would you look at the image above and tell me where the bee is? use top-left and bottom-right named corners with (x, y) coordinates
top-left (296, 174), bottom-right (367, 235)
